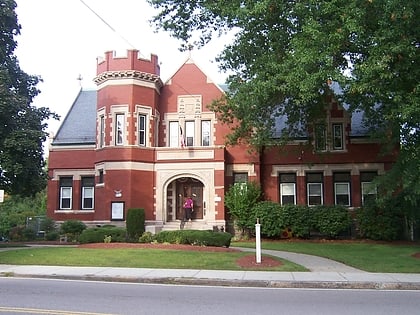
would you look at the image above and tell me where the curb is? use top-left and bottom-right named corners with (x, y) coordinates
top-left (4, 273), bottom-right (420, 290)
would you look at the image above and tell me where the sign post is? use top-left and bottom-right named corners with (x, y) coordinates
top-left (255, 218), bottom-right (261, 264)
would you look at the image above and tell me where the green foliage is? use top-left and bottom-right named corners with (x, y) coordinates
top-left (60, 220), bottom-right (86, 242)
top-left (224, 181), bottom-right (261, 236)
top-left (252, 201), bottom-right (283, 237)
top-left (79, 227), bottom-right (127, 244)
top-left (356, 204), bottom-right (404, 241)
top-left (149, 0), bottom-right (420, 229)
top-left (313, 205), bottom-right (352, 239)
top-left (280, 204), bottom-right (313, 238)
top-left (155, 230), bottom-right (232, 247)
top-left (0, 191), bottom-right (47, 237)
top-left (139, 231), bottom-right (155, 243)
top-left (0, 1), bottom-right (58, 196)
top-left (40, 217), bottom-right (57, 234)
top-left (45, 231), bottom-right (59, 241)
top-left (126, 208), bottom-right (145, 241)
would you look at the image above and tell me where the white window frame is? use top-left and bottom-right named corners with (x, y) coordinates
top-left (307, 183), bottom-right (323, 206)
top-left (332, 123), bottom-right (344, 150)
top-left (138, 114), bottom-right (147, 146)
top-left (280, 183), bottom-right (296, 205)
top-left (201, 120), bottom-right (211, 146)
top-left (169, 121), bottom-right (179, 147)
top-left (185, 121), bottom-right (195, 147)
top-left (361, 182), bottom-right (377, 205)
top-left (82, 186), bottom-right (94, 209)
top-left (335, 182), bottom-right (350, 206)
top-left (60, 187), bottom-right (72, 210)
top-left (115, 114), bottom-right (125, 146)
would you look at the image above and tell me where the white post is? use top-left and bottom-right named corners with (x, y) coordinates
top-left (255, 218), bottom-right (261, 264)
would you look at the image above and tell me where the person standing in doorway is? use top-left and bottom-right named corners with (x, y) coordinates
top-left (183, 196), bottom-right (193, 222)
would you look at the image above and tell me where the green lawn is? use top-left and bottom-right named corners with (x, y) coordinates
top-left (233, 241), bottom-right (420, 273)
top-left (0, 247), bottom-right (305, 272)
top-left (1, 241), bottom-right (419, 273)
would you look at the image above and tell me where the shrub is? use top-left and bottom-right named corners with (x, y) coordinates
top-left (22, 227), bottom-right (37, 241)
top-left (60, 220), bottom-right (87, 242)
top-left (224, 181), bottom-right (262, 237)
top-left (280, 204), bottom-right (313, 238)
top-left (139, 231), bottom-right (155, 243)
top-left (252, 201), bottom-right (283, 238)
top-left (79, 226), bottom-right (127, 244)
top-left (40, 217), bottom-right (57, 234)
top-left (45, 231), bottom-right (59, 241)
top-left (356, 204), bottom-right (404, 241)
top-left (155, 230), bottom-right (232, 247)
top-left (313, 205), bottom-right (351, 238)
top-left (126, 208), bottom-right (145, 241)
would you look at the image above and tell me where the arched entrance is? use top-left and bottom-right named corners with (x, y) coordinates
top-left (166, 177), bottom-right (204, 222)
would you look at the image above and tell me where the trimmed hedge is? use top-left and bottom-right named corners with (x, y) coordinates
top-left (155, 230), bottom-right (232, 247)
top-left (126, 208), bottom-right (145, 241)
top-left (79, 227), bottom-right (127, 244)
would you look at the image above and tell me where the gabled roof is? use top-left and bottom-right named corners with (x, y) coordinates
top-left (272, 82), bottom-right (369, 138)
top-left (52, 89), bottom-right (97, 145)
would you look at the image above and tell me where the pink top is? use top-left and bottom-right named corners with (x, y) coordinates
top-left (184, 198), bottom-right (193, 209)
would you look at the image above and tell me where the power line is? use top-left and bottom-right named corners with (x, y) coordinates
top-left (79, 0), bottom-right (136, 50)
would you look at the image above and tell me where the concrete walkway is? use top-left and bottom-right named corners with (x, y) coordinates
top-left (1, 245), bottom-right (419, 289)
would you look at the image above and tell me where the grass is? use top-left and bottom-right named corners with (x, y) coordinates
top-left (1, 240), bottom-right (419, 273)
top-left (233, 240), bottom-right (420, 273)
top-left (0, 247), bottom-right (305, 272)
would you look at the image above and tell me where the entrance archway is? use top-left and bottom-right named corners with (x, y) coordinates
top-left (166, 177), bottom-right (204, 222)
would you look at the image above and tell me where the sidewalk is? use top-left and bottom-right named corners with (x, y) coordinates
top-left (1, 246), bottom-right (420, 290)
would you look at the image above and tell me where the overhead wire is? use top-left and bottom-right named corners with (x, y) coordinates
top-left (79, 0), bottom-right (137, 51)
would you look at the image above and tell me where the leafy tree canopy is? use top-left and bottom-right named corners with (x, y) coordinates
top-left (149, 0), bottom-right (419, 207)
top-left (0, 0), bottom-right (58, 196)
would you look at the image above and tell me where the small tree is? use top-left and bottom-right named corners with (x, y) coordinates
top-left (126, 208), bottom-right (145, 241)
top-left (224, 181), bottom-right (261, 238)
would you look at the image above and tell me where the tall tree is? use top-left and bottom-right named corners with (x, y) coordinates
top-left (148, 0), bottom-right (419, 208)
top-left (0, 0), bottom-right (57, 196)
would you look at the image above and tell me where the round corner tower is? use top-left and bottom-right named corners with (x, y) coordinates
top-left (94, 49), bottom-right (162, 148)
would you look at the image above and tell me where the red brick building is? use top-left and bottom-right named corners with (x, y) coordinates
top-left (47, 49), bottom-right (396, 232)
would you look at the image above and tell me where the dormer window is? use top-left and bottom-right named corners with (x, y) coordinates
top-left (315, 124), bottom-right (327, 151)
top-left (332, 123), bottom-right (343, 150)
top-left (313, 122), bottom-right (346, 152)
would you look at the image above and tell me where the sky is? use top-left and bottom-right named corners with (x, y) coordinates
top-left (14, 0), bottom-right (231, 139)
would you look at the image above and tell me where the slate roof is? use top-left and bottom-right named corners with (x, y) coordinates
top-left (52, 84), bottom-right (368, 146)
top-left (52, 89), bottom-right (97, 145)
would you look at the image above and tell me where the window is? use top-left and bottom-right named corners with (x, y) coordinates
top-left (169, 121), bottom-right (179, 147)
top-left (185, 121), bottom-right (194, 146)
top-left (315, 124), bottom-right (326, 151)
top-left (98, 170), bottom-right (104, 184)
top-left (81, 177), bottom-right (95, 209)
top-left (115, 114), bottom-right (125, 145)
top-left (280, 173), bottom-right (296, 205)
top-left (233, 172), bottom-right (248, 184)
top-left (201, 120), bottom-right (210, 146)
top-left (361, 172), bottom-right (377, 205)
top-left (138, 114), bottom-right (146, 146)
top-left (99, 115), bottom-right (105, 148)
top-left (307, 173), bottom-right (323, 206)
top-left (334, 172), bottom-right (351, 206)
top-left (332, 124), bottom-right (343, 150)
top-left (59, 177), bottom-right (73, 209)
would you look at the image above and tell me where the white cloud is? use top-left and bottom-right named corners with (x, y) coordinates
top-left (14, 0), bottom-right (231, 135)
